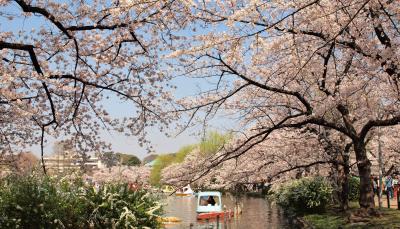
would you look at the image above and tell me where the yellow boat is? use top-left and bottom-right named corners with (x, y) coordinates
top-left (158, 216), bottom-right (182, 223)
top-left (175, 193), bottom-right (192, 197)
top-left (161, 185), bottom-right (174, 194)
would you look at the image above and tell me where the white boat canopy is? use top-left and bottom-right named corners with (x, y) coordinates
top-left (196, 191), bottom-right (222, 213)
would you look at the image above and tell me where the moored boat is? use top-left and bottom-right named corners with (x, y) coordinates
top-left (175, 193), bottom-right (192, 197)
top-left (161, 185), bottom-right (175, 194)
top-left (160, 216), bottom-right (182, 223)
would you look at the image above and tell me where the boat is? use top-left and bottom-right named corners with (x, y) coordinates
top-left (159, 216), bottom-right (182, 223)
top-left (161, 185), bottom-right (175, 194)
top-left (175, 185), bottom-right (194, 196)
top-left (197, 210), bottom-right (234, 220)
top-left (196, 191), bottom-right (234, 220)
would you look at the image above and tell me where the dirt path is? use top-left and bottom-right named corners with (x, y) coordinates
top-left (374, 195), bottom-right (400, 209)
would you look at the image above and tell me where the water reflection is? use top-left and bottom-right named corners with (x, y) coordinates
top-left (163, 195), bottom-right (290, 229)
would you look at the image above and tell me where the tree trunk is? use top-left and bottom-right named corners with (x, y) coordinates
top-left (340, 153), bottom-right (350, 211)
top-left (331, 160), bottom-right (341, 206)
top-left (295, 169), bottom-right (303, 179)
top-left (353, 141), bottom-right (375, 210)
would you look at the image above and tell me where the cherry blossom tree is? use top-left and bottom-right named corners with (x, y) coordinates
top-left (367, 126), bottom-right (400, 175)
top-left (0, 0), bottom-right (184, 173)
top-left (91, 165), bottom-right (151, 186)
top-left (162, 129), bottom-right (333, 190)
top-left (167, 0), bottom-right (400, 212)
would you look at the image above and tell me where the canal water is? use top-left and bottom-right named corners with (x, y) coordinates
top-left (162, 195), bottom-right (291, 229)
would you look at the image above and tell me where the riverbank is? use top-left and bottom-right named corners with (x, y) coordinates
top-left (301, 202), bottom-right (400, 228)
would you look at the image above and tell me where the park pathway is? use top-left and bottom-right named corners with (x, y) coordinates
top-left (374, 196), bottom-right (400, 209)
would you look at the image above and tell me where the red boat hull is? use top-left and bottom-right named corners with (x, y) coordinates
top-left (197, 211), bottom-right (234, 220)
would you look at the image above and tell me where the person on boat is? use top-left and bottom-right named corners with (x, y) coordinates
top-left (207, 196), bottom-right (216, 206)
top-left (200, 197), bottom-right (209, 206)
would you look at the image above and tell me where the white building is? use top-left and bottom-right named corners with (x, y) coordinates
top-left (42, 150), bottom-right (105, 173)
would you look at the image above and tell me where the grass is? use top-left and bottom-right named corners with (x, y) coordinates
top-left (303, 202), bottom-right (400, 228)
top-left (303, 214), bottom-right (344, 229)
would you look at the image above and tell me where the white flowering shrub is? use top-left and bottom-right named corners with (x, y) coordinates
top-left (0, 174), bottom-right (162, 228)
top-left (85, 183), bottom-right (162, 228)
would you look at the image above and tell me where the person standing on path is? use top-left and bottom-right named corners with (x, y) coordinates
top-left (385, 175), bottom-right (394, 199)
top-left (393, 175), bottom-right (399, 198)
top-left (372, 176), bottom-right (379, 197)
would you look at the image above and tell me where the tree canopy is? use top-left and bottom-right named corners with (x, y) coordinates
top-left (165, 0), bottom-right (400, 211)
top-left (1, 0), bottom-right (400, 212)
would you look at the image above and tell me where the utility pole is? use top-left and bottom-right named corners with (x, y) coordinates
top-left (378, 127), bottom-right (383, 209)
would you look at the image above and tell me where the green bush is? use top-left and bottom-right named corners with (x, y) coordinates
top-left (348, 176), bottom-right (360, 201)
top-left (0, 174), bottom-right (162, 228)
top-left (275, 177), bottom-right (333, 214)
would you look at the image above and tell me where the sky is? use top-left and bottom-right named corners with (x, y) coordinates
top-left (1, 1), bottom-right (237, 159)
top-left (25, 69), bottom-right (233, 159)
top-left (29, 76), bottom-right (235, 159)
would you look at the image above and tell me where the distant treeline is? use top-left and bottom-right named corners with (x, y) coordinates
top-left (150, 131), bottom-right (231, 186)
